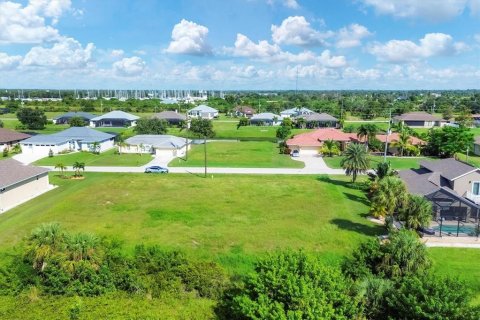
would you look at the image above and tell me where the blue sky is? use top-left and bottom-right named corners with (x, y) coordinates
top-left (0, 0), bottom-right (479, 89)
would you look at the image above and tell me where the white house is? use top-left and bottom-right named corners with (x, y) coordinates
top-left (90, 110), bottom-right (139, 127)
top-left (250, 113), bottom-right (283, 126)
top-left (0, 159), bottom-right (53, 213)
top-left (187, 105), bottom-right (219, 119)
top-left (121, 135), bottom-right (189, 157)
top-left (20, 127), bottom-right (115, 158)
top-left (280, 107), bottom-right (314, 118)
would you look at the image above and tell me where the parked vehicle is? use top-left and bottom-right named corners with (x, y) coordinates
top-left (144, 166), bottom-right (169, 173)
top-left (290, 150), bottom-right (300, 157)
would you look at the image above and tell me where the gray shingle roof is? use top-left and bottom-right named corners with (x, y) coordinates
top-left (90, 110), bottom-right (139, 121)
top-left (302, 113), bottom-right (338, 122)
top-left (419, 158), bottom-right (477, 181)
top-left (281, 107), bottom-right (314, 115)
top-left (393, 112), bottom-right (444, 122)
top-left (152, 111), bottom-right (186, 121)
top-left (53, 112), bottom-right (96, 120)
top-left (188, 105), bottom-right (218, 113)
top-left (21, 127), bottom-right (115, 145)
top-left (251, 113), bottom-right (281, 121)
top-left (398, 168), bottom-right (443, 196)
top-left (0, 128), bottom-right (31, 143)
top-left (125, 135), bottom-right (186, 149)
top-left (0, 159), bottom-right (49, 189)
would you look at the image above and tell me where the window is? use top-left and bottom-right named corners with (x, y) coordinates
top-left (472, 182), bottom-right (480, 196)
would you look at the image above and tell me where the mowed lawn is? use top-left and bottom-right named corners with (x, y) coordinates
top-left (324, 155), bottom-right (430, 170)
top-left (169, 141), bottom-right (304, 168)
top-left (34, 148), bottom-right (153, 167)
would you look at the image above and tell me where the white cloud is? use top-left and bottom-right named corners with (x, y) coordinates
top-left (474, 33), bottom-right (480, 43)
top-left (165, 19), bottom-right (211, 56)
top-left (359, 0), bottom-right (479, 21)
top-left (113, 56), bottom-right (146, 77)
top-left (267, 0), bottom-right (299, 9)
top-left (318, 50), bottom-right (347, 68)
top-left (343, 67), bottom-right (381, 80)
top-left (368, 33), bottom-right (467, 63)
top-left (230, 33), bottom-right (281, 58)
top-left (336, 24), bottom-right (372, 48)
top-left (0, 52), bottom-right (22, 70)
top-left (28, 0), bottom-right (72, 23)
top-left (271, 16), bottom-right (332, 47)
top-left (110, 49), bottom-right (125, 58)
top-left (22, 37), bottom-right (95, 69)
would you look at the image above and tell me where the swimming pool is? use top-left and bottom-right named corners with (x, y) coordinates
top-left (432, 224), bottom-right (477, 235)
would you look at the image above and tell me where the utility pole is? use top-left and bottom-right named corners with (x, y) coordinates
top-left (383, 106), bottom-right (392, 163)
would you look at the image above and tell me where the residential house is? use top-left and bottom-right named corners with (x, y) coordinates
top-left (234, 106), bottom-right (256, 118)
top-left (250, 113), bottom-right (283, 126)
top-left (90, 110), bottom-right (139, 127)
top-left (121, 135), bottom-right (189, 157)
top-left (473, 136), bottom-right (480, 156)
top-left (53, 112), bottom-right (96, 125)
top-left (286, 128), bottom-right (360, 155)
top-left (20, 127), bottom-right (115, 158)
top-left (0, 128), bottom-right (31, 150)
top-left (187, 105), bottom-right (219, 119)
top-left (398, 158), bottom-right (480, 228)
top-left (376, 133), bottom-right (425, 155)
top-left (472, 114), bottom-right (480, 127)
top-left (281, 107), bottom-right (314, 118)
top-left (298, 113), bottom-right (339, 128)
top-left (152, 111), bottom-right (186, 125)
top-left (0, 159), bottom-right (53, 213)
top-left (393, 112), bottom-right (446, 128)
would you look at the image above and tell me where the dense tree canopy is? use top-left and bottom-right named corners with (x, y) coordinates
top-left (16, 108), bottom-right (47, 130)
top-left (134, 118), bottom-right (168, 135)
top-left (426, 126), bottom-right (474, 158)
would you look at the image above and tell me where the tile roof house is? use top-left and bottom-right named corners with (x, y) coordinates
top-left (0, 128), bottom-right (31, 150)
top-left (0, 159), bottom-right (53, 213)
top-left (376, 133), bottom-right (425, 155)
top-left (20, 127), bottom-right (115, 158)
top-left (53, 112), bottom-right (96, 125)
top-left (286, 128), bottom-right (360, 155)
top-left (121, 135), bottom-right (189, 157)
top-left (187, 105), bottom-right (219, 119)
top-left (393, 111), bottom-right (446, 128)
top-left (398, 158), bottom-right (480, 224)
top-left (152, 111), bottom-right (186, 125)
top-left (90, 110), bottom-right (139, 128)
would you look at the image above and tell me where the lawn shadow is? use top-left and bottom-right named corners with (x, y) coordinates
top-left (316, 175), bottom-right (367, 191)
top-left (331, 218), bottom-right (385, 236)
top-left (343, 192), bottom-right (370, 207)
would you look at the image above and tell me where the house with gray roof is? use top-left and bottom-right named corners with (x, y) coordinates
top-left (152, 111), bottom-right (186, 125)
top-left (121, 135), bottom-right (189, 157)
top-left (281, 107), bottom-right (314, 118)
top-left (90, 110), bottom-right (139, 128)
top-left (398, 158), bottom-right (480, 234)
top-left (250, 113), bottom-right (283, 126)
top-left (0, 159), bottom-right (52, 213)
top-left (0, 128), bottom-right (31, 150)
top-left (393, 111), bottom-right (446, 128)
top-left (53, 112), bottom-right (96, 125)
top-left (297, 113), bottom-right (339, 128)
top-left (20, 127), bottom-right (115, 158)
top-left (187, 105), bottom-right (219, 119)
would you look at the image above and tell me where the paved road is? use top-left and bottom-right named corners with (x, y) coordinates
top-left (42, 155), bottom-right (346, 175)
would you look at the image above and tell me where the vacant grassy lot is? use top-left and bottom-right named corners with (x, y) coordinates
top-left (169, 141), bottom-right (304, 168)
top-left (34, 148), bottom-right (152, 167)
top-left (324, 155), bottom-right (429, 170)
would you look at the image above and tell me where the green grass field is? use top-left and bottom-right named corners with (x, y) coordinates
top-left (34, 148), bottom-right (153, 167)
top-left (169, 141), bottom-right (304, 168)
top-left (324, 155), bottom-right (429, 170)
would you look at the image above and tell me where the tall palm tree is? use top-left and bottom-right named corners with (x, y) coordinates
top-left (55, 163), bottom-right (67, 176)
top-left (26, 223), bottom-right (65, 272)
top-left (341, 143), bottom-right (370, 183)
top-left (357, 124), bottom-right (378, 149)
top-left (392, 129), bottom-right (411, 157)
top-left (91, 141), bottom-right (100, 154)
top-left (398, 194), bottom-right (432, 230)
top-left (320, 139), bottom-right (340, 157)
top-left (72, 161), bottom-right (85, 177)
top-left (369, 176), bottom-right (408, 218)
top-left (368, 161), bottom-right (396, 181)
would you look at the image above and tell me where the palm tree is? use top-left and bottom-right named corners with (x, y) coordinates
top-left (369, 176), bottom-right (408, 218)
top-left (296, 117), bottom-right (306, 129)
top-left (26, 223), bottom-right (65, 272)
top-left (398, 194), bottom-right (432, 230)
top-left (64, 233), bottom-right (102, 273)
top-left (72, 161), bottom-right (85, 177)
top-left (91, 141), bottom-right (100, 154)
top-left (54, 163), bottom-right (67, 176)
top-left (392, 129), bottom-right (411, 157)
top-left (357, 124), bottom-right (378, 149)
top-left (341, 143), bottom-right (370, 183)
top-left (320, 139), bottom-right (340, 157)
top-left (368, 161), bottom-right (396, 181)
top-left (117, 141), bottom-right (127, 155)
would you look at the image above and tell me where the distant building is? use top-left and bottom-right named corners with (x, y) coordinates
top-left (90, 110), bottom-right (139, 128)
top-left (250, 113), bottom-right (283, 126)
top-left (234, 106), bottom-right (256, 118)
top-left (0, 159), bottom-right (53, 213)
top-left (53, 112), bottom-right (96, 125)
top-left (281, 107), bottom-right (314, 118)
top-left (187, 105), bottom-right (219, 119)
top-left (393, 112), bottom-right (446, 128)
top-left (298, 113), bottom-right (339, 128)
top-left (20, 127), bottom-right (115, 157)
top-left (121, 135), bottom-right (189, 157)
top-left (152, 111), bottom-right (186, 125)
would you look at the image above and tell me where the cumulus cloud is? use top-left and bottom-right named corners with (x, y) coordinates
top-left (359, 0), bottom-right (479, 21)
top-left (368, 33), bottom-right (467, 63)
top-left (113, 56), bottom-right (146, 77)
top-left (110, 49), bottom-right (125, 58)
top-left (271, 16), bottom-right (332, 47)
top-left (230, 33), bottom-right (281, 58)
top-left (318, 50), bottom-right (347, 68)
top-left (336, 24), bottom-right (372, 48)
top-left (28, 0), bottom-right (72, 23)
top-left (165, 19), bottom-right (211, 56)
top-left (267, 0), bottom-right (299, 9)
top-left (23, 37), bottom-right (95, 69)
top-left (0, 52), bottom-right (22, 70)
